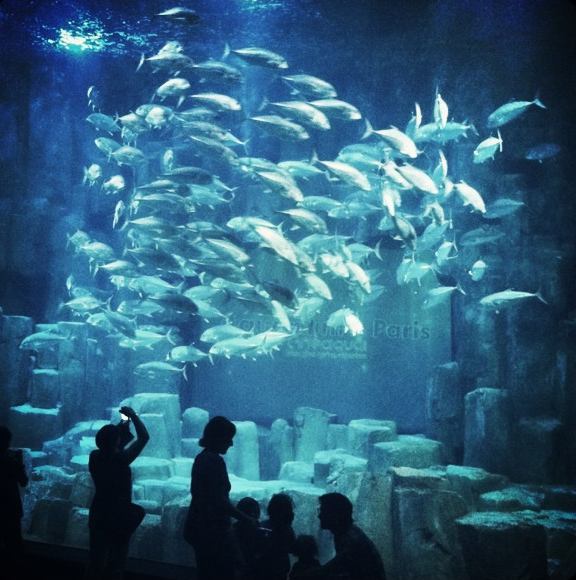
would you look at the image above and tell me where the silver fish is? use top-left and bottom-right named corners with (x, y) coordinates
top-left (268, 101), bottom-right (331, 131)
top-left (459, 227), bottom-right (504, 247)
top-left (326, 308), bottom-right (364, 336)
top-left (483, 198), bottom-right (525, 219)
top-left (316, 160), bottom-right (371, 191)
top-left (281, 74), bottom-right (337, 99)
top-left (156, 7), bottom-right (200, 24)
top-left (226, 45), bottom-right (288, 69)
top-left (487, 97), bottom-right (545, 128)
top-left (189, 92), bottom-right (242, 112)
top-left (308, 99), bottom-right (362, 121)
top-left (468, 259), bottom-right (487, 281)
top-left (250, 115), bottom-right (310, 141)
top-left (423, 285), bottom-right (463, 309)
top-left (168, 345), bottom-right (210, 365)
top-left (111, 146), bottom-right (147, 167)
top-left (473, 131), bottom-right (503, 164)
top-left (480, 289), bottom-right (547, 308)
top-left (86, 113), bottom-right (120, 134)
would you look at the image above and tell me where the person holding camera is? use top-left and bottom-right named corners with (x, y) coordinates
top-left (0, 425), bottom-right (28, 579)
top-left (85, 406), bottom-right (149, 579)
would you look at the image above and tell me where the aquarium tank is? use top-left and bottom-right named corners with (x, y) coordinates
top-left (0, 0), bottom-right (575, 578)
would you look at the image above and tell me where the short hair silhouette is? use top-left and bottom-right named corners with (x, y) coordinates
top-left (320, 492), bottom-right (353, 526)
top-left (199, 416), bottom-right (236, 447)
top-left (95, 424), bottom-right (120, 452)
top-left (237, 496), bottom-right (261, 519)
top-left (267, 492), bottom-right (294, 523)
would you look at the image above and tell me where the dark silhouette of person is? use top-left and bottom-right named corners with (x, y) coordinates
top-left (257, 492), bottom-right (297, 580)
top-left (85, 406), bottom-right (149, 579)
top-left (289, 535), bottom-right (320, 579)
top-left (301, 492), bottom-right (387, 580)
top-left (0, 425), bottom-right (28, 580)
top-left (183, 416), bottom-right (255, 580)
top-left (233, 497), bottom-right (268, 580)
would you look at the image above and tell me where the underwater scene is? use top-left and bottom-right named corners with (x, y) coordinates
top-left (1, 0), bottom-right (575, 578)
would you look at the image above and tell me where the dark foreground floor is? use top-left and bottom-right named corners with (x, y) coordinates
top-left (5, 541), bottom-right (194, 580)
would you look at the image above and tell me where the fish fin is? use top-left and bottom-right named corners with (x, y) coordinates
top-left (533, 95), bottom-right (546, 109)
top-left (536, 289), bottom-right (548, 305)
top-left (166, 328), bottom-right (179, 345)
top-left (361, 118), bottom-right (373, 140)
top-left (183, 363), bottom-right (189, 382)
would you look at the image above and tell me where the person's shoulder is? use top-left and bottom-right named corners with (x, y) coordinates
top-left (347, 524), bottom-right (374, 545)
top-left (196, 449), bottom-right (224, 465)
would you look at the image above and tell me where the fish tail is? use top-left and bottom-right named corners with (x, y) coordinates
top-left (536, 290), bottom-right (548, 305)
top-left (374, 238), bottom-right (384, 262)
top-left (497, 129), bottom-right (503, 152)
top-left (136, 53), bottom-right (145, 72)
top-left (533, 96), bottom-right (546, 109)
top-left (222, 42), bottom-right (231, 60)
top-left (166, 328), bottom-right (179, 345)
top-left (360, 118), bottom-right (373, 140)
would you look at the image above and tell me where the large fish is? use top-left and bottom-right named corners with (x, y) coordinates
top-left (454, 181), bottom-right (486, 214)
top-left (268, 101), bottom-right (331, 131)
top-left (225, 45), bottom-right (288, 69)
top-left (316, 160), bottom-right (371, 191)
top-left (308, 99), bottom-right (362, 121)
top-left (156, 7), bottom-right (200, 24)
top-left (366, 125), bottom-right (419, 158)
top-left (326, 308), bottom-right (364, 336)
top-left (254, 226), bottom-right (300, 266)
top-left (250, 115), bottom-right (310, 141)
top-left (281, 74), bottom-right (337, 99)
top-left (473, 131), bottom-right (503, 164)
top-left (480, 289), bottom-right (547, 309)
top-left (189, 93), bottom-right (242, 112)
top-left (487, 97), bottom-right (545, 128)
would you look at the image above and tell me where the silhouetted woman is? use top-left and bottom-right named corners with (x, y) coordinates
top-left (86, 406), bottom-right (149, 579)
top-left (184, 416), bottom-right (254, 580)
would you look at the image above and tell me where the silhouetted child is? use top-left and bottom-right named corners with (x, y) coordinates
top-left (289, 535), bottom-right (320, 579)
top-left (233, 497), bottom-right (268, 580)
top-left (258, 493), bottom-right (296, 580)
top-left (0, 426), bottom-right (28, 580)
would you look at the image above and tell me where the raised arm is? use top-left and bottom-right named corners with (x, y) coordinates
top-left (120, 406), bottom-right (149, 464)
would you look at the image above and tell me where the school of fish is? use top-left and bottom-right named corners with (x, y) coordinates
top-left (20, 15), bottom-right (553, 370)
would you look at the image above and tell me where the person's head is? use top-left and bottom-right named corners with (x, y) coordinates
top-left (0, 425), bottom-right (12, 453)
top-left (199, 416), bottom-right (236, 454)
top-left (293, 534), bottom-right (318, 562)
top-left (267, 493), bottom-right (294, 526)
top-left (95, 424), bottom-right (121, 453)
top-left (237, 497), bottom-right (260, 520)
top-left (95, 421), bottom-right (133, 453)
top-left (318, 493), bottom-right (353, 532)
